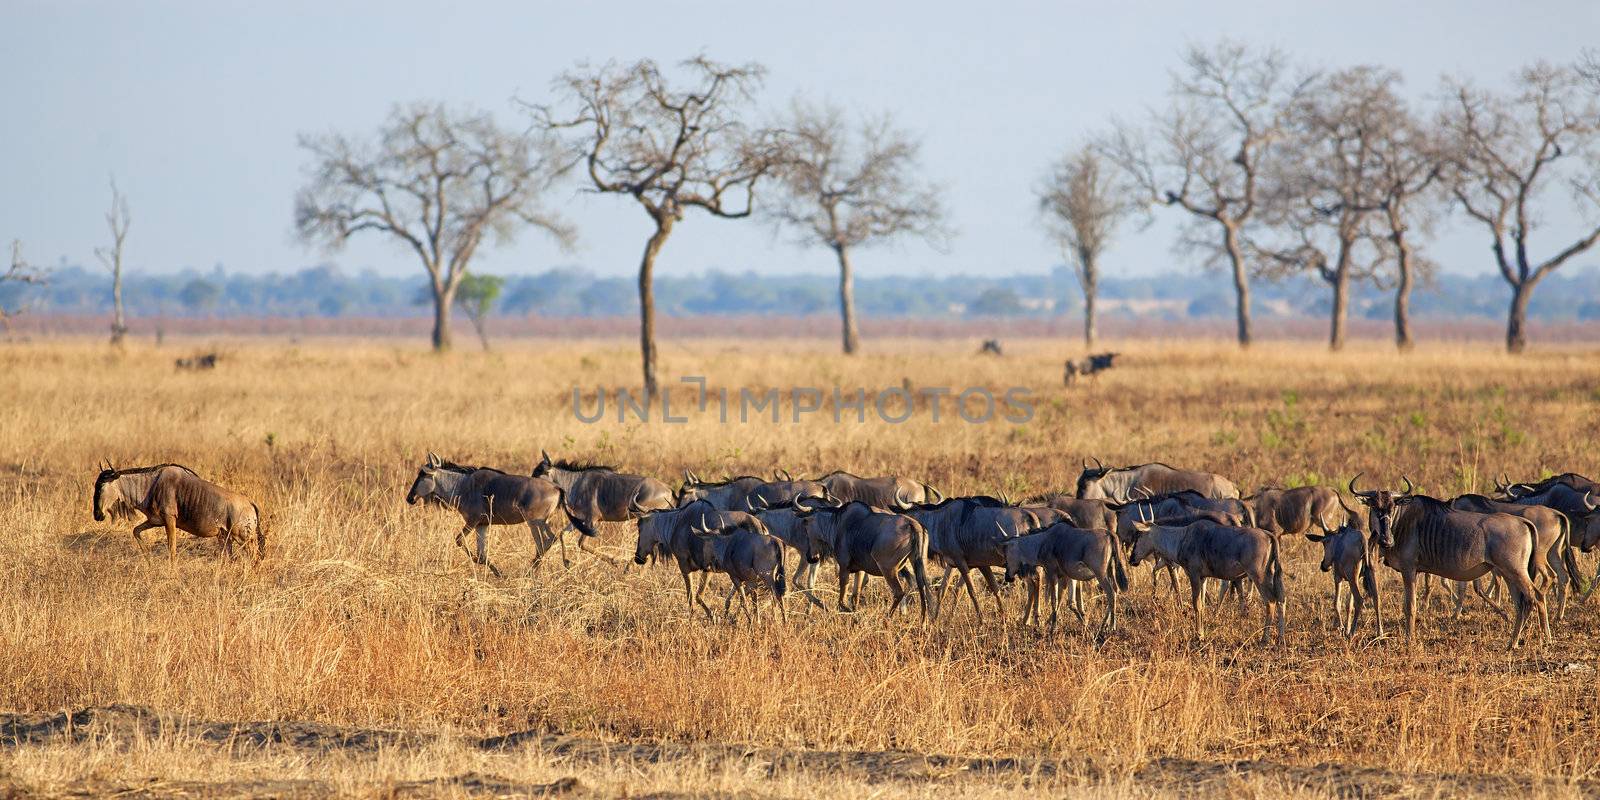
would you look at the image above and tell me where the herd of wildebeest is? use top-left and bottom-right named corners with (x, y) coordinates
top-left (88, 453), bottom-right (1600, 650)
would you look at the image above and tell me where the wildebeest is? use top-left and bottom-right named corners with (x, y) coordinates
top-left (1077, 459), bottom-right (1239, 503)
top-left (905, 496), bottom-right (1036, 621)
top-left (92, 461), bottom-right (263, 561)
top-left (405, 452), bottom-right (569, 577)
top-left (1001, 522), bottom-right (1129, 635)
top-left (1497, 472), bottom-right (1599, 500)
top-left (1128, 510), bottom-right (1286, 645)
top-left (174, 352), bottom-right (218, 370)
top-left (1247, 486), bottom-right (1345, 537)
top-left (1505, 483), bottom-right (1600, 552)
top-left (1305, 523), bottom-right (1382, 637)
top-left (797, 501), bottom-right (931, 619)
top-left (1450, 493), bottom-right (1579, 620)
top-left (634, 499), bottom-right (784, 621)
top-left (1351, 475), bottom-right (1548, 651)
top-left (1024, 493), bottom-right (1118, 532)
top-left (534, 450), bottom-right (674, 562)
top-left (818, 470), bottom-right (943, 510)
top-left (744, 475), bottom-right (833, 512)
top-left (676, 472), bottom-right (766, 510)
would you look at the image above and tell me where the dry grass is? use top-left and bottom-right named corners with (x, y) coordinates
top-left (2, 337), bottom-right (1599, 796)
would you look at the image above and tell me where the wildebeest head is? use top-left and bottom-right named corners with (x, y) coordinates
top-left (999, 534), bottom-right (1037, 584)
top-left (1076, 457), bottom-right (1111, 499)
top-left (92, 460), bottom-right (130, 522)
top-left (1348, 473), bottom-right (1414, 549)
top-left (1305, 524), bottom-right (1360, 573)
top-left (405, 452), bottom-right (448, 506)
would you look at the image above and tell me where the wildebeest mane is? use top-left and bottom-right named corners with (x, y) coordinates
top-left (435, 459), bottom-right (506, 475)
top-left (551, 459), bottom-right (617, 472)
top-left (105, 463), bottom-right (200, 478)
top-left (686, 474), bottom-right (764, 487)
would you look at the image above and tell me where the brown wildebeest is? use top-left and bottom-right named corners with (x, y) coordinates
top-left (1024, 493), bottom-right (1118, 532)
top-left (1496, 472), bottom-right (1599, 500)
top-left (93, 461), bottom-right (264, 561)
top-left (676, 472), bottom-right (766, 510)
top-left (405, 452), bottom-right (570, 577)
top-left (1305, 523), bottom-right (1382, 638)
top-left (904, 495), bottom-right (1036, 622)
top-left (1351, 475), bottom-right (1548, 651)
top-left (1247, 486), bottom-right (1346, 537)
top-left (534, 450), bottom-right (674, 563)
top-left (1450, 493), bottom-right (1579, 620)
top-left (818, 470), bottom-right (943, 510)
top-left (1001, 522), bottom-right (1128, 635)
top-left (634, 499), bottom-right (782, 621)
top-left (745, 473), bottom-right (833, 512)
top-left (1076, 459), bottom-right (1239, 503)
top-left (1504, 483), bottom-right (1600, 600)
top-left (797, 500), bottom-right (931, 620)
top-left (1128, 509), bottom-right (1286, 645)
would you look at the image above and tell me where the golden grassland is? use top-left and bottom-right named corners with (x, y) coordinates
top-left (2, 336), bottom-right (1599, 797)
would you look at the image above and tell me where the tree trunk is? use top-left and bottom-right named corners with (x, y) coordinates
top-left (109, 268), bottom-right (127, 347)
top-left (1080, 252), bottom-right (1097, 348)
top-left (639, 218), bottom-right (674, 400)
top-left (1506, 280), bottom-right (1531, 354)
top-left (1392, 233), bottom-right (1414, 352)
top-left (1223, 224), bottom-right (1252, 349)
top-left (834, 244), bottom-right (859, 355)
top-left (470, 314), bottom-right (490, 351)
top-left (431, 285), bottom-right (454, 352)
top-left (1328, 270), bottom-right (1348, 351)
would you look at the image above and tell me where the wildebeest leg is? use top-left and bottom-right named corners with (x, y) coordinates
top-left (692, 571), bottom-right (715, 621)
top-left (1401, 571), bottom-right (1417, 645)
top-left (474, 525), bottom-right (502, 578)
top-left (795, 561), bottom-right (826, 613)
top-left (680, 568), bottom-right (698, 617)
top-left (1331, 574), bottom-right (1345, 634)
top-left (577, 530), bottom-right (619, 565)
top-left (851, 572), bottom-right (868, 609)
top-left (1470, 578), bottom-right (1509, 622)
top-left (1502, 572), bottom-right (1533, 651)
top-left (1067, 580), bottom-right (1086, 626)
top-left (1098, 573), bottom-right (1116, 636)
top-left (837, 568), bottom-right (854, 613)
top-left (880, 568), bottom-right (908, 619)
top-left (1187, 571), bottom-right (1206, 640)
top-left (1348, 575), bottom-right (1365, 638)
top-left (956, 567), bottom-right (983, 622)
top-left (978, 567), bottom-right (1005, 620)
top-left (454, 526), bottom-right (476, 567)
top-left (163, 513), bottom-right (179, 564)
top-left (527, 521), bottom-right (554, 570)
top-left (129, 520), bottom-right (160, 554)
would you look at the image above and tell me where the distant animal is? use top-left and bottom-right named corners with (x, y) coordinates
top-left (1305, 523), bottom-right (1382, 637)
top-left (796, 500), bottom-right (931, 620)
top-left (93, 461), bottom-right (263, 561)
top-left (533, 450), bottom-right (674, 563)
top-left (1063, 352), bottom-right (1119, 384)
top-left (817, 470), bottom-right (943, 510)
top-left (405, 452), bottom-right (570, 577)
top-left (174, 353), bottom-right (218, 370)
top-left (1128, 509), bottom-right (1286, 645)
top-left (1001, 522), bottom-right (1129, 635)
top-left (1077, 459), bottom-right (1239, 503)
top-left (1246, 485), bottom-right (1346, 537)
top-left (979, 339), bottom-right (1004, 356)
top-left (1351, 475), bottom-right (1547, 651)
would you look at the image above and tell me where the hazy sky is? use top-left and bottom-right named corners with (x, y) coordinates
top-left (3, 0), bottom-right (1597, 281)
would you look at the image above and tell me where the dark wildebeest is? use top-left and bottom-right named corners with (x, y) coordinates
top-left (633, 500), bottom-right (785, 622)
top-left (1504, 483), bottom-right (1600, 600)
top-left (1247, 486), bottom-right (1346, 537)
top-left (1496, 473), bottom-right (1599, 501)
top-left (754, 501), bottom-right (837, 612)
top-left (1450, 493), bottom-right (1579, 620)
top-left (1001, 523), bottom-right (1129, 635)
top-left (534, 450), bottom-right (674, 563)
top-left (744, 474), bottom-right (833, 513)
top-left (818, 470), bottom-right (943, 510)
top-left (1112, 492), bottom-right (1250, 597)
top-left (1024, 493), bottom-right (1118, 532)
top-left (93, 462), bottom-right (264, 561)
top-left (1128, 510), bottom-right (1286, 645)
top-left (796, 501), bottom-right (932, 620)
top-left (1305, 522), bottom-right (1382, 638)
top-left (405, 452), bottom-right (570, 577)
top-left (1351, 475), bottom-right (1548, 651)
top-left (905, 495), bottom-right (1036, 622)
top-left (676, 472), bottom-right (766, 511)
top-left (1076, 459), bottom-right (1239, 503)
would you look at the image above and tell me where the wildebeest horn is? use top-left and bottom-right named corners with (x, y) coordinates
top-left (750, 494), bottom-right (769, 511)
top-left (1585, 491), bottom-right (1598, 512)
top-left (1081, 458), bottom-right (1089, 470)
top-left (629, 497), bottom-right (649, 516)
top-left (894, 486), bottom-right (912, 510)
top-left (1092, 456), bottom-right (1105, 470)
top-left (427, 451), bottom-right (442, 468)
top-left (776, 468), bottom-right (793, 482)
top-left (926, 484), bottom-right (944, 504)
top-left (1347, 472), bottom-right (1375, 500)
top-left (1132, 486), bottom-right (1153, 499)
top-left (540, 449), bottom-right (551, 462)
top-left (1400, 475), bottom-right (1416, 497)
top-left (824, 490), bottom-right (843, 507)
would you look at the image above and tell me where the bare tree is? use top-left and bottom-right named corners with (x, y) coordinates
top-left (1441, 61), bottom-right (1600, 353)
top-left (768, 102), bottom-right (947, 354)
top-left (1368, 102), bottom-right (1444, 351)
top-left (532, 57), bottom-right (778, 398)
top-left (295, 103), bottom-right (573, 352)
top-left (94, 177), bottom-right (131, 347)
top-left (1, 241), bottom-right (47, 334)
top-left (1037, 143), bottom-right (1137, 347)
top-left (1104, 41), bottom-right (1312, 348)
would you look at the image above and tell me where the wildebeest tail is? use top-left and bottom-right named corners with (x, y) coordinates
top-left (771, 538), bottom-right (787, 599)
top-left (1554, 510), bottom-right (1587, 595)
top-left (251, 501), bottom-right (267, 560)
top-left (1108, 531), bottom-right (1130, 592)
top-left (1267, 533), bottom-right (1286, 604)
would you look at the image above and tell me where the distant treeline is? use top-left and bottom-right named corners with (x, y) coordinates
top-left (7, 262), bottom-right (1600, 322)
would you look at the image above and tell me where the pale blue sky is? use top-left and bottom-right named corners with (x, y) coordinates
top-left (3, 0), bottom-right (1596, 281)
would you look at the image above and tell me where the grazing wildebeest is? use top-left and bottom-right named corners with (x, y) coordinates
top-left (796, 501), bottom-right (931, 619)
top-left (818, 470), bottom-right (943, 510)
top-left (634, 499), bottom-right (783, 621)
top-left (905, 495), bottom-right (1036, 622)
top-left (1128, 510), bottom-right (1286, 645)
top-left (1024, 493), bottom-right (1118, 532)
top-left (676, 472), bottom-right (766, 511)
top-left (93, 461), bottom-right (263, 561)
top-left (755, 503), bottom-right (832, 612)
top-left (405, 452), bottom-right (570, 577)
top-left (1305, 522), bottom-right (1382, 637)
top-left (1450, 493), bottom-right (1579, 619)
top-left (1351, 475), bottom-right (1548, 651)
top-left (1001, 523), bottom-right (1128, 635)
top-left (1247, 486), bottom-right (1345, 537)
top-left (534, 450), bottom-right (674, 562)
top-left (1076, 459), bottom-right (1239, 503)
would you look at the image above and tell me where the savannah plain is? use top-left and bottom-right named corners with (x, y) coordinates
top-left (3, 333), bottom-right (1600, 798)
